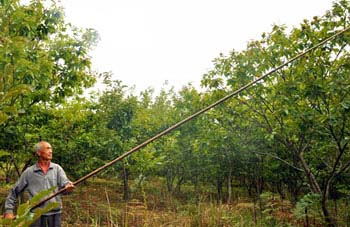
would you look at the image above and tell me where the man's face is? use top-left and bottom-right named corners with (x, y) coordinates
top-left (37, 142), bottom-right (53, 161)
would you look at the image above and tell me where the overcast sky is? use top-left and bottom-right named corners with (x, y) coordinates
top-left (60, 0), bottom-right (334, 94)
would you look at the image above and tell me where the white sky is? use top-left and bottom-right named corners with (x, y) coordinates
top-left (60, 0), bottom-right (334, 94)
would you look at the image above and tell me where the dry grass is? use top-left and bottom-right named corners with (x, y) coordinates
top-left (59, 178), bottom-right (260, 226)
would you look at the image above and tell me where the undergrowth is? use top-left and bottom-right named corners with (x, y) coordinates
top-left (1, 177), bottom-right (350, 226)
top-left (59, 178), bottom-right (295, 226)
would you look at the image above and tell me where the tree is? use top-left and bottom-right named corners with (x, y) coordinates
top-left (0, 0), bottom-right (98, 178)
top-left (95, 76), bottom-right (140, 200)
top-left (0, 0), bottom-right (98, 124)
top-left (201, 1), bottom-right (350, 225)
top-left (160, 85), bottom-right (204, 194)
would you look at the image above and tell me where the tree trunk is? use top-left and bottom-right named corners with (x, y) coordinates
top-left (305, 207), bottom-right (309, 227)
top-left (122, 163), bottom-right (130, 201)
top-left (175, 177), bottom-right (184, 194)
top-left (298, 153), bottom-right (336, 226)
top-left (322, 198), bottom-right (335, 227)
top-left (322, 184), bottom-right (336, 227)
top-left (217, 178), bottom-right (223, 202)
top-left (276, 181), bottom-right (285, 199)
top-left (166, 169), bottom-right (174, 193)
top-left (253, 196), bottom-right (257, 225)
top-left (227, 167), bottom-right (232, 203)
top-left (298, 154), bottom-right (321, 194)
top-left (10, 152), bottom-right (21, 178)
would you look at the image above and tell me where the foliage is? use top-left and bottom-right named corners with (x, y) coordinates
top-left (293, 193), bottom-right (323, 223)
top-left (201, 0), bottom-right (350, 224)
top-left (0, 0), bottom-right (98, 125)
top-left (0, 0), bottom-right (98, 182)
top-left (0, 187), bottom-right (59, 226)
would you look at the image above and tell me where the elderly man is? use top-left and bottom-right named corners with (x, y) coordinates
top-left (3, 141), bottom-right (74, 227)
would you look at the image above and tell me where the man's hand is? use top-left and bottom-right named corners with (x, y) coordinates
top-left (3, 212), bottom-right (15, 219)
top-left (64, 182), bottom-right (75, 193)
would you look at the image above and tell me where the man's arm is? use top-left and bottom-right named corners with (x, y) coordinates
top-left (3, 172), bottom-right (28, 218)
top-left (56, 164), bottom-right (74, 193)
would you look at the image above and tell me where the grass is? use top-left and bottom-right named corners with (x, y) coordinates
top-left (58, 178), bottom-right (297, 226)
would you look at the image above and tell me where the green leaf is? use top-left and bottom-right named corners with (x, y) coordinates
top-left (28, 186), bottom-right (57, 207)
top-left (28, 202), bottom-right (60, 226)
top-left (2, 85), bottom-right (33, 101)
top-left (0, 111), bottom-right (9, 125)
top-left (0, 188), bottom-right (60, 227)
top-left (0, 149), bottom-right (10, 158)
top-left (16, 201), bottom-right (30, 216)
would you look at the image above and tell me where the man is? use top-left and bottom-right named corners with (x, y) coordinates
top-left (3, 141), bottom-right (75, 227)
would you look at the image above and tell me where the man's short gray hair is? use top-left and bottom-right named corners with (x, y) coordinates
top-left (34, 141), bottom-right (48, 153)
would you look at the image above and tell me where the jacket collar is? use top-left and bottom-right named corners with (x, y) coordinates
top-left (33, 162), bottom-right (53, 172)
